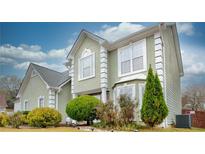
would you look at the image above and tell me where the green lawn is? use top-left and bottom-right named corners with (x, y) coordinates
top-left (0, 126), bottom-right (205, 132)
top-left (139, 127), bottom-right (205, 132)
top-left (0, 126), bottom-right (85, 132)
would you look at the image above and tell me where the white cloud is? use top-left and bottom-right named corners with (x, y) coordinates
top-left (0, 44), bottom-right (47, 61)
top-left (0, 57), bottom-right (17, 65)
top-left (14, 61), bottom-right (67, 72)
top-left (185, 62), bottom-right (205, 75)
top-left (0, 44), bottom-right (67, 62)
top-left (0, 44), bottom-right (70, 72)
top-left (19, 44), bottom-right (42, 51)
top-left (177, 23), bottom-right (194, 36)
top-left (14, 62), bottom-right (30, 70)
top-left (181, 46), bottom-right (205, 75)
top-left (95, 22), bottom-right (145, 42)
top-left (47, 48), bottom-right (66, 59)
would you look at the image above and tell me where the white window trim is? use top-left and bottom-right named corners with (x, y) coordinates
top-left (78, 51), bottom-right (95, 81)
top-left (118, 39), bottom-right (147, 77)
top-left (116, 84), bottom-right (136, 101)
top-left (38, 96), bottom-right (45, 108)
top-left (24, 100), bottom-right (28, 111)
top-left (138, 83), bottom-right (145, 110)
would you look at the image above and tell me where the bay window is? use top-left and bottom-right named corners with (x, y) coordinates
top-left (118, 39), bottom-right (146, 76)
top-left (138, 83), bottom-right (145, 110)
top-left (116, 84), bottom-right (136, 100)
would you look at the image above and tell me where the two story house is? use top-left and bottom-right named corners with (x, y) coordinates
top-left (15, 23), bottom-right (183, 126)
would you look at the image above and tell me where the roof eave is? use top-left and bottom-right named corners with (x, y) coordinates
top-left (171, 24), bottom-right (184, 77)
top-left (108, 25), bottom-right (159, 50)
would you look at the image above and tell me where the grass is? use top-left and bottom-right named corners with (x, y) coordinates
top-left (0, 126), bottom-right (205, 132)
top-left (0, 126), bottom-right (86, 132)
top-left (138, 127), bottom-right (205, 132)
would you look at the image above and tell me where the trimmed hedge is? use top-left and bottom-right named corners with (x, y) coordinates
top-left (66, 95), bottom-right (101, 124)
top-left (27, 107), bottom-right (62, 128)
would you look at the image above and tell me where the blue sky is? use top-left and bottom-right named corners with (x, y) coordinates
top-left (0, 22), bottom-right (205, 89)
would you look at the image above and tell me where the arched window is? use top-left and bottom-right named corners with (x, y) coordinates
top-left (78, 48), bottom-right (95, 80)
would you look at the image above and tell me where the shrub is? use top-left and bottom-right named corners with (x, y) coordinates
top-left (20, 111), bottom-right (30, 124)
top-left (21, 111), bottom-right (30, 115)
top-left (0, 112), bottom-right (10, 127)
top-left (27, 107), bottom-right (62, 128)
top-left (66, 95), bottom-right (101, 125)
top-left (153, 73), bottom-right (168, 125)
top-left (118, 94), bottom-right (137, 124)
top-left (96, 100), bottom-right (118, 127)
top-left (9, 112), bottom-right (24, 128)
top-left (141, 65), bottom-right (168, 127)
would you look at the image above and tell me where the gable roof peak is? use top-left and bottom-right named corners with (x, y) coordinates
top-left (67, 29), bottom-right (108, 59)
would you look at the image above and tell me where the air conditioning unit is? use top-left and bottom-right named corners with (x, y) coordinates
top-left (176, 114), bottom-right (192, 128)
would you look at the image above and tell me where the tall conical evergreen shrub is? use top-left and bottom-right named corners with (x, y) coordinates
top-left (141, 66), bottom-right (156, 127)
top-left (141, 65), bottom-right (168, 127)
top-left (153, 73), bottom-right (168, 126)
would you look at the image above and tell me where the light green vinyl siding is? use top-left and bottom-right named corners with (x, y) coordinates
top-left (74, 37), bottom-right (101, 94)
top-left (21, 75), bottom-right (49, 110)
top-left (162, 27), bottom-right (181, 124)
top-left (107, 35), bottom-right (156, 98)
top-left (58, 81), bottom-right (72, 123)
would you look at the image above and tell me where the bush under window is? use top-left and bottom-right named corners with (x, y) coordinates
top-left (9, 112), bottom-right (24, 128)
top-left (27, 107), bottom-right (62, 128)
top-left (0, 112), bottom-right (10, 127)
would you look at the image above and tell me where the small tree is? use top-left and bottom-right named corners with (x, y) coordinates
top-left (141, 65), bottom-right (168, 127)
top-left (96, 100), bottom-right (118, 127)
top-left (153, 73), bottom-right (168, 126)
top-left (66, 95), bottom-right (101, 125)
top-left (118, 94), bottom-right (136, 124)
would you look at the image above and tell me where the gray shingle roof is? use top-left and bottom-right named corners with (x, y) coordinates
top-left (31, 63), bottom-right (70, 87)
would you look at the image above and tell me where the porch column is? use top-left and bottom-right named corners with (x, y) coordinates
top-left (101, 87), bottom-right (107, 104)
top-left (100, 46), bottom-right (108, 103)
top-left (48, 89), bottom-right (56, 108)
top-left (154, 32), bottom-right (164, 88)
top-left (72, 93), bottom-right (77, 99)
top-left (69, 57), bottom-right (76, 99)
top-left (155, 31), bottom-right (168, 128)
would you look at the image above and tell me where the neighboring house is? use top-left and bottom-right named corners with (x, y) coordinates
top-left (16, 63), bottom-right (71, 122)
top-left (15, 23), bottom-right (183, 126)
top-left (182, 95), bottom-right (205, 111)
top-left (0, 94), bottom-right (7, 112)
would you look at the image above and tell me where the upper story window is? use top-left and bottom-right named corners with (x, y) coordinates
top-left (79, 48), bottom-right (95, 81)
top-left (118, 39), bottom-right (147, 77)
